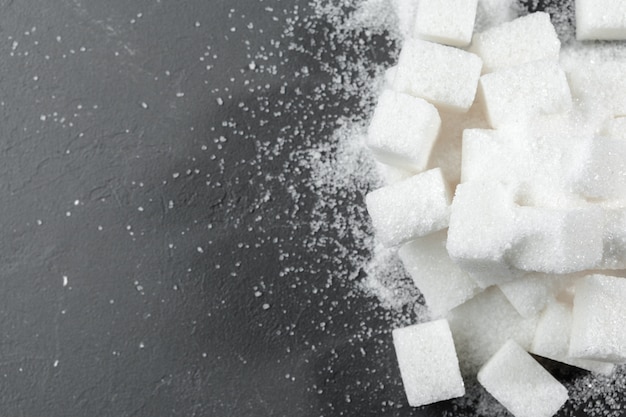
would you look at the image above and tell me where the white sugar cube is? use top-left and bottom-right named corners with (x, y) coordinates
top-left (576, 0), bottom-right (626, 40)
top-left (366, 90), bottom-right (441, 172)
top-left (498, 274), bottom-right (554, 318)
top-left (393, 39), bottom-right (483, 112)
top-left (478, 340), bottom-right (569, 417)
top-left (392, 319), bottom-right (465, 406)
top-left (366, 168), bottom-right (451, 247)
top-left (567, 61), bottom-right (626, 118)
top-left (428, 101), bottom-right (489, 187)
top-left (471, 12), bottom-right (560, 74)
top-left (447, 181), bottom-right (521, 287)
top-left (570, 274), bottom-right (626, 363)
top-left (447, 287), bottom-right (538, 374)
top-left (479, 60), bottom-right (572, 128)
top-left (531, 300), bottom-right (615, 375)
top-left (569, 136), bottom-right (626, 200)
top-left (414, 0), bottom-right (478, 47)
top-left (600, 208), bottom-right (626, 270)
top-left (510, 206), bottom-right (605, 274)
top-left (398, 230), bottom-right (481, 318)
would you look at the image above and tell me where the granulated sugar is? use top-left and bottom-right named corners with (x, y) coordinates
top-left (285, 0), bottom-right (626, 416)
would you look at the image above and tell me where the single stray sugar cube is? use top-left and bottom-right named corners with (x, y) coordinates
top-left (478, 340), bottom-right (569, 417)
top-left (569, 274), bottom-right (626, 363)
top-left (393, 39), bottom-right (482, 112)
top-left (365, 168), bottom-right (451, 247)
top-left (471, 12), bottom-right (560, 74)
top-left (479, 60), bottom-right (572, 128)
top-left (366, 90), bottom-right (441, 172)
top-left (576, 0), bottom-right (626, 40)
top-left (414, 0), bottom-right (478, 47)
top-left (392, 319), bottom-right (465, 407)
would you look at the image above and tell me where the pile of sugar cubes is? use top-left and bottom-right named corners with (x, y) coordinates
top-left (365, 0), bottom-right (626, 415)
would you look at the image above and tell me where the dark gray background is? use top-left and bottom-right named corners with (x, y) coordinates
top-left (0, 0), bottom-right (606, 416)
top-left (0, 0), bottom-right (405, 415)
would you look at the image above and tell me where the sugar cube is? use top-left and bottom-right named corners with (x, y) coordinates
top-left (479, 60), bottom-right (572, 128)
top-left (576, 0), bottom-right (626, 40)
top-left (398, 230), bottom-right (481, 318)
top-left (447, 287), bottom-right (538, 374)
top-left (366, 90), bottom-right (441, 172)
top-left (471, 12), bottom-right (560, 74)
top-left (531, 300), bottom-right (615, 375)
top-left (446, 181), bottom-right (522, 287)
top-left (392, 319), bottom-right (465, 407)
top-left (510, 206), bottom-right (605, 274)
top-left (393, 39), bottom-right (483, 112)
top-left (478, 340), bottom-right (569, 417)
top-left (570, 274), bottom-right (626, 363)
top-left (365, 168), bottom-right (451, 247)
top-left (414, 0), bottom-right (478, 47)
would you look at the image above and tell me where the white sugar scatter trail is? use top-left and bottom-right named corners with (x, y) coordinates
top-left (279, 0), bottom-right (427, 324)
